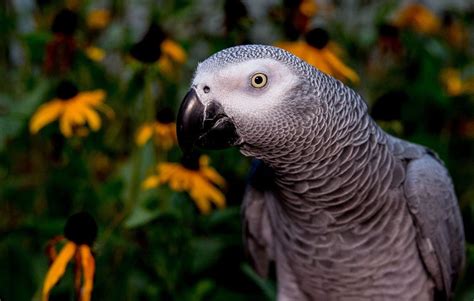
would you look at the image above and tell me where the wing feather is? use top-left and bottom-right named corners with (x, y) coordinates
top-left (403, 152), bottom-right (465, 298)
top-left (242, 160), bottom-right (275, 277)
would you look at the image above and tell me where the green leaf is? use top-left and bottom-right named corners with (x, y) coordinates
top-left (241, 264), bottom-right (276, 301)
top-left (124, 205), bottom-right (162, 228)
top-left (0, 79), bottom-right (50, 151)
top-left (190, 237), bottom-right (225, 273)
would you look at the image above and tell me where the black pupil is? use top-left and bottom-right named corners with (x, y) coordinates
top-left (254, 76), bottom-right (263, 85)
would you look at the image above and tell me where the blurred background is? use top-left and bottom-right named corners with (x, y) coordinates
top-left (1, 0), bottom-right (473, 300)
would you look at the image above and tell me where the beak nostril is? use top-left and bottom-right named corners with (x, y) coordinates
top-left (203, 86), bottom-right (210, 93)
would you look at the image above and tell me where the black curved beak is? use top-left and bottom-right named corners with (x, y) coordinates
top-left (177, 89), bottom-right (240, 153)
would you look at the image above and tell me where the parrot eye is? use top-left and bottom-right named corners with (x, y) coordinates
top-left (250, 73), bottom-right (268, 88)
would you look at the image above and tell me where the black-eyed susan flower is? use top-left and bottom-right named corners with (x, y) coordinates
top-left (130, 23), bottom-right (166, 63)
top-left (86, 9), bottom-right (111, 31)
top-left (157, 39), bottom-right (187, 77)
top-left (143, 152), bottom-right (226, 214)
top-left (440, 68), bottom-right (474, 96)
top-left (280, 0), bottom-right (318, 40)
top-left (393, 3), bottom-right (440, 34)
top-left (276, 28), bottom-right (359, 83)
top-left (30, 81), bottom-right (113, 137)
top-left (42, 212), bottom-right (98, 301)
top-left (129, 23), bottom-right (186, 76)
top-left (44, 8), bottom-right (78, 74)
top-left (441, 11), bottom-right (468, 49)
top-left (136, 107), bottom-right (177, 149)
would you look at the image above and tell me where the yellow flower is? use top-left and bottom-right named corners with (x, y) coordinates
top-left (136, 122), bottom-right (176, 149)
top-left (299, 0), bottom-right (317, 17)
top-left (143, 153), bottom-right (226, 214)
top-left (86, 9), bottom-right (111, 30)
top-left (440, 68), bottom-right (474, 96)
top-left (441, 13), bottom-right (468, 49)
top-left (85, 46), bottom-right (105, 62)
top-left (42, 212), bottom-right (97, 301)
top-left (157, 39), bottom-right (187, 76)
top-left (30, 81), bottom-right (113, 137)
top-left (394, 3), bottom-right (440, 34)
top-left (136, 108), bottom-right (177, 149)
top-left (276, 28), bottom-right (359, 83)
top-left (129, 23), bottom-right (186, 76)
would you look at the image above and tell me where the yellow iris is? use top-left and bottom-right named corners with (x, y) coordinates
top-left (394, 3), bottom-right (440, 34)
top-left (440, 68), bottom-right (474, 96)
top-left (157, 39), bottom-right (187, 76)
top-left (135, 121), bottom-right (177, 150)
top-left (143, 155), bottom-right (226, 214)
top-left (30, 88), bottom-right (113, 137)
top-left (276, 40), bottom-right (359, 84)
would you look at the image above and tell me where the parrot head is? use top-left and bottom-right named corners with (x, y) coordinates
top-left (177, 45), bottom-right (333, 159)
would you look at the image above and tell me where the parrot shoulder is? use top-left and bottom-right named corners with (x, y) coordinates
top-left (242, 160), bottom-right (276, 278)
top-left (402, 146), bottom-right (465, 298)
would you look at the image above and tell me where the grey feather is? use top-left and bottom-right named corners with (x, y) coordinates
top-left (242, 160), bottom-right (275, 277)
top-left (193, 45), bottom-right (465, 300)
top-left (402, 148), bottom-right (465, 299)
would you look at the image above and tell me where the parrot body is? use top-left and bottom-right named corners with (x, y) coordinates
top-left (177, 45), bottom-right (465, 300)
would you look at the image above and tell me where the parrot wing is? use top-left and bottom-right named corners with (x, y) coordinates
top-left (242, 160), bottom-right (275, 277)
top-left (402, 146), bottom-right (465, 298)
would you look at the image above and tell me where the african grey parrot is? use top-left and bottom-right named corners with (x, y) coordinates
top-left (176, 45), bottom-right (465, 300)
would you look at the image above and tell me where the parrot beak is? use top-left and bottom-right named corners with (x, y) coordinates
top-left (177, 89), bottom-right (240, 153)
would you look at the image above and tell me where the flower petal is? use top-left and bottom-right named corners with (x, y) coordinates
top-left (81, 106), bottom-right (102, 131)
top-left (158, 57), bottom-right (174, 76)
top-left (30, 100), bottom-right (64, 134)
top-left (320, 48), bottom-right (360, 84)
top-left (161, 39), bottom-right (187, 64)
top-left (136, 124), bottom-right (154, 146)
top-left (42, 241), bottom-right (77, 301)
top-left (189, 176), bottom-right (225, 214)
top-left (142, 175), bottom-right (161, 189)
top-left (79, 90), bottom-right (106, 106)
top-left (59, 108), bottom-right (75, 137)
top-left (202, 167), bottom-right (226, 187)
top-left (79, 245), bottom-right (95, 301)
top-left (306, 49), bottom-right (333, 76)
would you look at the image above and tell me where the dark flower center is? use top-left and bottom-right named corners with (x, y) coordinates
top-left (51, 9), bottom-right (78, 36)
top-left (155, 107), bottom-right (175, 124)
top-left (283, 0), bottom-right (302, 9)
top-left (64, 212), bottom-right (98, 246)
top-left (371, 91), bottom-right (408, 121)
top-left (442, 11), bottom-right (454, 27)
top-left (305, 28), bottom-right (329, 49)
top-left (130, 23), bottom-right (166, 63)
top-left (181, 151), bottom-right (201, 170)
top-left (56, 81), bottom-right (79, 100)
top-left (378, 23), bottom-right (399, 38)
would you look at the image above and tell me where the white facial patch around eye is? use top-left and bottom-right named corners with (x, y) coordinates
top-left (194, 58), bottom-right (299, 118)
